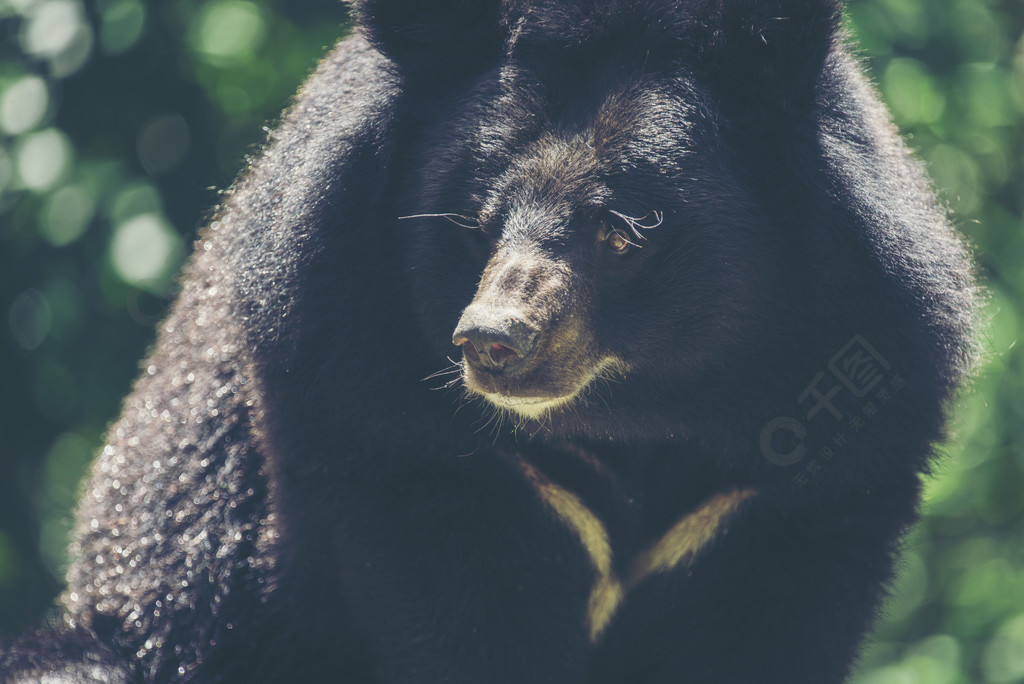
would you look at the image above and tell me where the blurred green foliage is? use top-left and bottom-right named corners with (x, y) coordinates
top-left (0, 1), bottom-right (1021, 681)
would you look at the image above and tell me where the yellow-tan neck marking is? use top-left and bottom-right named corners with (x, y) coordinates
top-left (626, 489), bottom-right (756, 587)
top-left (517, 458), bottom-right (755, 642)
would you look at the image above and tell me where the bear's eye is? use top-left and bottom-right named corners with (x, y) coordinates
top-left (604, 227), bottom-right (634, 255)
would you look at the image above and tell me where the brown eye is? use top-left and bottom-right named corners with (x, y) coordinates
top-left (604, 227), bottom-right (633, 254)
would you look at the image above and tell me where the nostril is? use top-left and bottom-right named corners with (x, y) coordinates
top-left (488, 342), bottom-right (520, 366)
top-left (461, 340), bottom-right (481, 363)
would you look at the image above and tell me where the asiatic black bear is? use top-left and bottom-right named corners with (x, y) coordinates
top-left (2, 1), bottom-right (977, 682)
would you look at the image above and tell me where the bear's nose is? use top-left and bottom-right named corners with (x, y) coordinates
top-left (453, 309), bottom-right (538, 373)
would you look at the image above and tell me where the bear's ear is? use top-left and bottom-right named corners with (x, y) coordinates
top-left (700, 0), bottom-right (844, 111)
top-left (350, 0), bottom-right (505, 76)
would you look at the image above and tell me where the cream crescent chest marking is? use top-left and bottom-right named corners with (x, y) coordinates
top-left (517, 458), bottom-right (756, 642)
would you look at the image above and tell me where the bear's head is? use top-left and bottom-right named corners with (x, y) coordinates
top-left (344, 0), bottom-right (974, 448)
top-left (422, 60), bottom-right (784, 427)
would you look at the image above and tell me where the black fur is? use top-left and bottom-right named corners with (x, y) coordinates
top-left (2, 1), bottom-right (977, 682)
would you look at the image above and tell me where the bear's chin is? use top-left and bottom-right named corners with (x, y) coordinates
top-left (478, 392), bottom-right (575, 420)
top-left (465, 357), bottom-right (626, 420)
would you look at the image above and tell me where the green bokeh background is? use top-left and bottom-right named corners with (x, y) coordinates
top-left (0, 1), bottom-right (1021, 681)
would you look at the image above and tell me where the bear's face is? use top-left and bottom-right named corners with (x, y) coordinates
top-left (402, 47), bottom-right (786, 436)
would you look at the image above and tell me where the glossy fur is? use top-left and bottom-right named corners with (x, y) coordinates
top-left (2, 1), bottom-right (977, 682)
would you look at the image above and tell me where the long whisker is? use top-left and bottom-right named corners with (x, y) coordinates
top-left (609, 209), bottom-right (664, 241)
top-left (421, 356), bottom-right (463, 381)
top-left (422, 366), bottom-right (461, 382)
top-left (423, 369), bottom-right (462, 384)
top-left (398, 213), bottom-right (481, 230)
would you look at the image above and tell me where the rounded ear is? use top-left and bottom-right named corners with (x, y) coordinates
top-left (350, 0), bottom-right (505, 77)
top-left (702, 0), bottom-right (844, 110)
